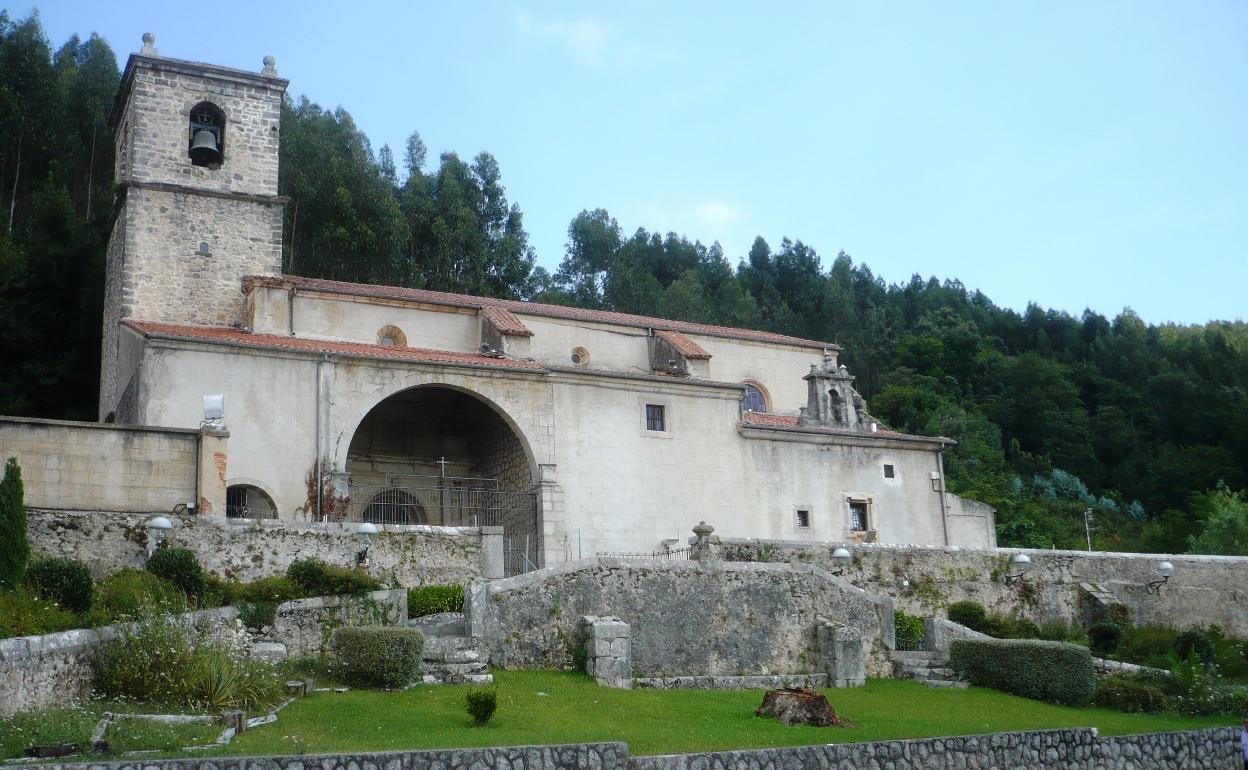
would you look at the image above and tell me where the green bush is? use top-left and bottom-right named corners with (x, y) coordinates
top-left (0, 457), bottom-right (29, 588)
top-left (466, 685), bottom-right (498, 725)
top-left (893, 609), bottom-right (925, 648)
top-left (1117, 624), bottom-right (1179, 667)
top-left (237, 601), bottom-right (278, 630)
top-left (234, 575), bottom-right (305, 604)
top-left (1174, 629), bottom-right (1215, 664)
top-left (287, 559), bottom-right (381, 597)
top-left (408, 584), bottom-right (465, 617)
top-left (1092, 675), bottom-right (1168, 713)
top-left (146, 547), bottom-right (207, 602)
top-left (0, 585), bottom-right (78, 638)
top-left (1088, 621), bottom-right (1125, 656)
top-left (93, 613), bottom-right (197, 704)
top-left (189, 646), bottom-right (282, 711)
top-left (989, 614), bottom-right (1041, 640)
top-left (949, 638), bottom-right (1096, 706)
top-left (86, 568), bottom-right (187, 625)
top-left (329, 625), bottom-right (424, 688)
top-left (946, 600), bottom-right (989, 633)
top-left (24, 557), bottom-right (94, 614)
top-left (1037, 620), bottom-right (1088, 645)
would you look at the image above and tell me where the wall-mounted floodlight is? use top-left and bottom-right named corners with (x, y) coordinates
top-left (1147, 561), bottom-right (1174, 594)
top-left (146, 516), bottom-right (173, 556)
top-left (202, 394), bottom-right (225, 423)
top-left (356, 521), bottom-right (379, 567)
top-left (831, 546), bottom-right (852, 576)
top-left (1004, 553), bottom-right (1033, 586)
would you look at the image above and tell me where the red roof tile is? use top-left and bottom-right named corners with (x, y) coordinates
top-left (122, 320), bottom-right (548, 371)
top-left (481, 306), bottom-right (533, 337)
top-left (740, 411), bottom-right (946, 442)
top-left (244, 275), bottom-right (840, 351)
top-left (654, 329), bottom-right (712, 360)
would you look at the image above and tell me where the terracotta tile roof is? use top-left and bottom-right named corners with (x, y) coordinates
top-left (243, 274), bottom-right (841, 351)
top-left (481, 306), bottom-right (533, 337)
top-left (740, 411), bottom-right (947, 442)
top-left (122, 320), bottom-right (548, 371)
top-left (654, 329), bottom-right (712, 360)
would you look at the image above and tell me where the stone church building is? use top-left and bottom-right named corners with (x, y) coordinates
top-left (33, 38), bottom-right (995, 573)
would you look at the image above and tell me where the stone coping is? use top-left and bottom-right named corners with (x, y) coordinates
top-left (194, 515), bottom-right (493, 537)
top-left (0, 414), bottom-right (200, 435)
top-left (717, 536), bottom-right (1248, 564)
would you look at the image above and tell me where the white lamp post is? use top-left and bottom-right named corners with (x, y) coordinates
top-left (356, 521), bottom-right (379, 567)
top-left (1004, 553), bottom-right (1032, 586)
top-left (1147, 561), bottom-right (1174, 594)
top-left (831, 546), bottom-right (852, 576)
top-left (146, 516), bottom-right (173, 557)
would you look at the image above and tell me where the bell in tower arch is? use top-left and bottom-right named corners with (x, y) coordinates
top-left (189, 128), bottom-right (221, 164)
top-left (188, 101), bottom-right (225, 167)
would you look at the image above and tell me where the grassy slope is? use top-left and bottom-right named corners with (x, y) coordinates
top-left (219, 671), bottom-right (1235, 758)
top-left (1, 704), bottom-right (222, 760)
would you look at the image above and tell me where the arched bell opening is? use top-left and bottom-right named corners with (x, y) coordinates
top-left (344, 385), bottom-right (540, 574)
top-left (188, 101), bottom-right (225, 168)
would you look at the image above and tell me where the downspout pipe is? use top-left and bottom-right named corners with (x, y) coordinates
top-left (936, 448), bottom-right (950, 546)
top-left (315, 353), bottom-right (329, 520)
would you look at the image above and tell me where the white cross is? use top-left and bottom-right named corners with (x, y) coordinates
top-left (436, 456), bottom-right (450, 477)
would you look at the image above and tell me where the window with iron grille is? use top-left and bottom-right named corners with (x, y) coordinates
top-left (645, 403), bottom-right (666, 432)
top-left (795, 509), bottom-right (811, 528)
top-left (849, 500), bottom-right (869, 531)
top-left (884, 464), bottom-right (895, 479)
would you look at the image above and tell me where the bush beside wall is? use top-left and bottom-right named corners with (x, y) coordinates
top-left (408, 584), bottom-right (464, 617)
top-left (950, 638), bottom-right (1096, 706)
top-left (329, 626), bottom-right (425, 688)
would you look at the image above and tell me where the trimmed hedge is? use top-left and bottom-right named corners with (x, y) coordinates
top-left (25, 557), bottom-right (94, 613)
top-left (146, 547), bottom-right (206, 601)
top-left (1092, 675), bottom-right (1168, 713)
top-left (329, 625), bottom-right (425, 688)
top-left (287, 559), bottom-right (382, 597)
top-left (949, 638), bottom-right (1096, 706)
top-left (946, 600), bottom-right (990, 634)
top-left (408, 584), bottom-right (465, 618)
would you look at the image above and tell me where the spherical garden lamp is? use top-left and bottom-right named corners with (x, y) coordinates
top-left (146, 516), bottom-right (173, 557)
top-left (831, 546), bottom-right (852, 576)
top-left (1147, 561), bottom-right (1174, 594)
top-left (356, 521), bottom-right (379, 567)
top-left (1004, 553), bottom-right (1032, 586)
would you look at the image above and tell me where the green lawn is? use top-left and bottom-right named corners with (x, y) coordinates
top-left (214, 671), bottom-right (1234, 758)
top-left (1, 704), bottom-right (223, 760)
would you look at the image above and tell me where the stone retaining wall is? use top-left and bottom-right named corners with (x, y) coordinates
top-left (0, 590), bottom-right (406, 717)
top-left (28, 509), bottom-right (493, 585)
top-left (0, 416), bottom-right (198, 513)
top-left (719, 538), bottom-right (1248, 636)
top-left (467, 558), bottom-right (893, 679)
top-left (632, 727), bottom-right (1240, 770)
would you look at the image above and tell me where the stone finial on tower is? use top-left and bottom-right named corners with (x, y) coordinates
top-left (140, 32), bottom-right (158, 56)
top-left (262, 55), bottom-right (278, 76)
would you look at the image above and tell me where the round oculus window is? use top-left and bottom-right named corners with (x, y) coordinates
top-left (571, 346), bottom-right (590, 366)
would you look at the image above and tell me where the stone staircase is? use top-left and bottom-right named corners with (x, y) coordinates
top-left (890, 650), bottom-right (966, 689)
top-left (409, 612), bottom-right (493, 685)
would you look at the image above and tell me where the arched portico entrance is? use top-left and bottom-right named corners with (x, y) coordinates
top-left (344, 385), bottom-right (541, 574)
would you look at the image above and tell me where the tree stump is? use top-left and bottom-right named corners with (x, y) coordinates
top-left (755, 687), bottom-right (841, 727)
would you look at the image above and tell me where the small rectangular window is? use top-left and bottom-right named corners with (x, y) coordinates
top-left (645, 404), bottom-right (666, 432)
top-left (849, 500), bottom-right (869, 531)
top-left (795, 509), bottom-right (810, 528)
top-left (883, 464), bottom-right (895, 479)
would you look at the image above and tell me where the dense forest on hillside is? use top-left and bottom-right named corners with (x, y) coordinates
top-left (2, 13), bottom-right (1245, 555)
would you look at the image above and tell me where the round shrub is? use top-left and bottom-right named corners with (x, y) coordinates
top-left (146, 547), bottom-right (206, 602)
top-left (466, 685), bottom-right (498, 725)
top-left (1092, 675), bottom-right (1167, 713)
top-left (24, 557), bottom-right (94, 614)
top-left (408, 584), bottom-right (465, 618)
top-left (329, 626), bottom-right (425, 688)
top-left (1088, 621), bottom-right (1125, 656)
top-left (946, 600), bottom-right (989, 633)
top-left (287, 559), bottom-right (381, 597)
top-left (949, 638), bottom-right (1096, 706)
top-left (236, 601), bottom-right (278, 630)
top-left (88, 567), bottom-right (187, 624)
top-left (1174, 629), bottom-right (1215, 663)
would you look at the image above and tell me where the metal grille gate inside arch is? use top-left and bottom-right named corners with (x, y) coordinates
top-left (348, 472), bottom-right (540, 576)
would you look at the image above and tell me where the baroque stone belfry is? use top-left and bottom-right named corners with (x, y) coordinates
top-left (99, 34), bottom-right (288, 420)
top-left (798, 352), bottom-right (871, 430)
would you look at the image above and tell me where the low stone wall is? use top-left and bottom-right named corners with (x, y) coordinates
top-left (0, 416), bottom-right (198, 512)
top-left (0, 590), bottom-right (406, 717)
top-left (632, 727), bottom-right (1240, 770)
top-left (28, 509), bottom-right (492, 585)
top-left (467, 558), bottom-right (894, 679)
top-left (14, 743), bottom-right (630, 770)
top-left (719, 537), bottom-right (1248, 636)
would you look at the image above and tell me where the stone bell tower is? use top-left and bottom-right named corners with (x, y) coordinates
top-left (799, 352), bottom-right (871, 430)
top-left (99, 34), bottom-right (288, 419)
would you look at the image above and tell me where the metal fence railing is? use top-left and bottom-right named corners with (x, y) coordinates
top-left (596, 547), bottom-right (693, 561)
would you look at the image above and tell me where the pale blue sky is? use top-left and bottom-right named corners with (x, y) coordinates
top-left (32, 1), bottom-right (1248, 324)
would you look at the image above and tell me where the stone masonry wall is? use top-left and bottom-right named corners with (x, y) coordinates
top-left (720, 538), bottom-right (1248, 636)
top-left (27, 510), bottom-right (487, 586)
top-left (0, 590), bottom-right (405, 718)
top-left (0, 417), bottom-right (198, 512)
top-left (469, 558), bottom-right (893, 678)
top-left (633, 727), bottom-right (1240, 770)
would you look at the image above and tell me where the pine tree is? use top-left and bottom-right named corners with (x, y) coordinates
top-left (0, 456), bottom-right (30, 586)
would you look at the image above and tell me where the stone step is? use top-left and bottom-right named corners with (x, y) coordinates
top-left (409, 612), bottom-right (467, 638)
top-left (423, 635), bottom-right (488, 661)
top-left (922, 679), bottom-right (969, 689)
top-left (889, 650), bottom-right (942, 661)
